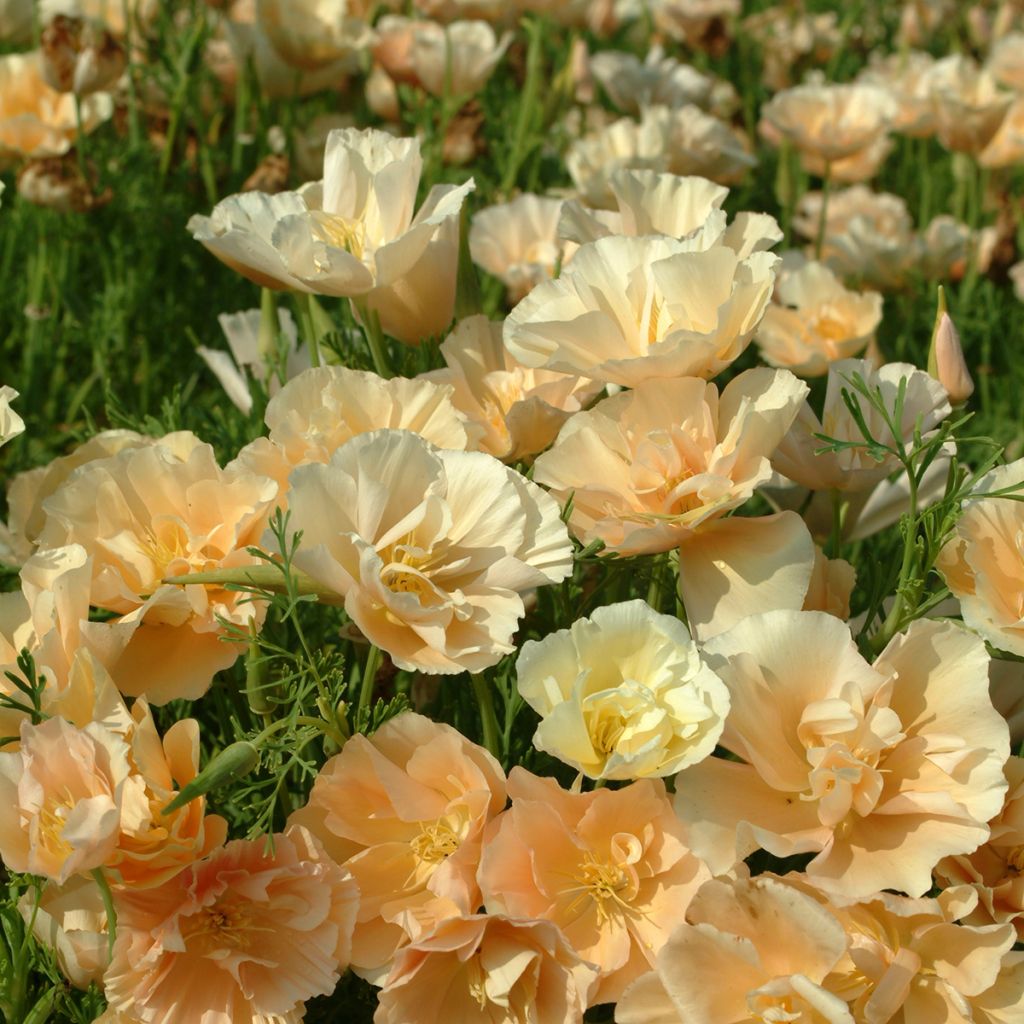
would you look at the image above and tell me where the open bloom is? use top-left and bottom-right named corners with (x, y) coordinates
top-left (533, 369), bottom-right (807, 555)
top-left (102, 826), bottom-right (359, 1024)
top-left (189, 127), bottom-right (474, 344)
top-left (375, 914), bottom-right (599, 1024)
top-left (37, 434), bottom-right (278, 703)
top-left (673, 611), bottom-right (1010, 898)
top-left (616, 874), bottom-right (854, 1024)
top-left (290, 712), bottom-right (506, 982)
top-left (756, 261), bottom-right (883, 376)
top-left (516, 599), bottom-right (729, 780)
top-left (280, 429), bottom-right (571, 674)
top-left (504, 233), bottom-right (778, 388)
top-left (255, 0), bottom-right (371, 71)
top-left (937, 458), bottom-right (1024, 657)
top-left (422, 316), bottom-right (600, 463)
top-left (926, 54), bottom-right (1012, 153)
top-left (407, 18), bottom-right (511, 97)
top-left (479, 768), bottom-right (709, 1005)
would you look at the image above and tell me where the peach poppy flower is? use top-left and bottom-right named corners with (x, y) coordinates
top-left (102, 825), bottom-right (358, 1024)
top-left (772, 358), bottom-right (950, 493)
top-left (234, 365), bottom-right (474, 489)
top-left (504, 234), bottom-right (778, 388)
top-left (533, 369), bottom-right (807, 555)
top-left (756, 262), bottom-right (883, 377)
top-left (926, 54), bottom-right (1012, 154)
top-left (279, 429), bottom-right (572, 674)
top-left (290, 712), bottom-right (506, 982)
top-left (478, 768), bottom-right (710, 1005)
top-left (673, 612), bottom-right (1010, 898)
top-left (0, 50), bottom-right (112, 163)
top-left (858, 50), bottom-right (937, 137)
top-left (468, 194), bottom-right (577, 304)
top-left (616, 874), bottom-right (854, 1024)
top-left (937, 458), bottom-right (1024, 657)
top-left (36, 434), bottom-right (278, 703)
top-left (375, 914), bottom-right (598, 1024)
top-left (989, 32), bottom-right (1024, 91)
top-left (515, 599), bottom-right (729, 780)
top-left (422, 316), bottom-right (600, 463)
top-left (936, 756), bottom-right (1024, 940)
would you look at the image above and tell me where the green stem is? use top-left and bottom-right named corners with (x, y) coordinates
top-left (357, 302), bottom-right (393, 379)
top-left (470, 673), bottom-right (501, 760)
top-left (293, 292), bottom-right (322, 368)
top-left (91, 867), bottom-right (117, 961)
top-left (121, 0), bottom-right (141, 147)
top-left (500, 18), bottom-right (544, 195)
top-left (814, 161), bottom-right (832, 262)
top-left (357, 645), bottom-right (383, 725)
top-left (73, 92), bottom-right (89, 185)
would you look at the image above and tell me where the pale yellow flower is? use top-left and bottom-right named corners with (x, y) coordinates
top-left (533, 370), bottom-right (807, 555)
top-left (756, 261), bottom-right (883, 377)
top-left (422, 316), bottom-right (600, 463)
top-left (515, 599), bottom-right (729, 781)
top-left (674, 612), bottom-right (1010, 898)
top-left (279, 429), bottom-right (572, 674)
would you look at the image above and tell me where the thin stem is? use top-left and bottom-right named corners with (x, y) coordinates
top-left (470, 673), bottom-right (501, 761)
top-left (814, 161), bottom-right (832, 262)
top-left (357, 645), bottom-right (383, 724)
top-left (293, 292), bottom-right (322, 368)
top-left (91, 867), bottom-right (117, 961)
top-left (73, 92), bottom-right (89, 184)
top-left (357, 302), bottom-right (393, 379)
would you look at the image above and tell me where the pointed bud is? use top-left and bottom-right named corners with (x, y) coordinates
top-left (928, 290), bottom-right (974, 404)
top-left (162, 741), bottom-right (260, 814)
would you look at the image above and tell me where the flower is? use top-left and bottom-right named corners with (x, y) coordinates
top-left (255, 0), bottom-right (371, 71)
top-left (468, 194), bottom-right (577, 304)
top-left (937, 458), bottom-right (1024, 657)
top-left (673, 612), bottom-right (1010, 898)
top-left (279, 429), bottom-right (572, 674)
top-left (234, 365), bottom-right (474, 488)
top-left (422, 316), bottom-right (600, 463)
top-left (771, 358), bottom-right (950, 493)
top-left (929, 308), bottom-right (974, 403)
top-left (0, 50), bottom-right (112, 163)
top-left (375, 914), bottom-right (599, 1024)
top-left (102, 825), bottom-right (359, 1024)
top-left (408, 18), bottom-right (511, 98)
top-left (504, 234), bottom-right (778, 388)
top-left (650, 0), bottom-right (740, 48)
top-left (0, 384), bottom-right (23, 448)
top-left (926, 54), bottom-right (1012, 153)
top-left (515, 599), bottom-right (729, 780)
top-left (756, 261), bottom-right (883, 376)
top-left (189, 127), bottom-right (474, 344)
top-left (858, 50), bottom-right (937, 137)
top-left (290, 712), bottom-right (506, 981)
top-left (478, 768), bottom-right (710, 1005)
top-left (532, 370), bottom-right (807, 555)
top-left (936, 756), bottom-right (1024, 940)
top-left (616, 874), bottom-right (854, 1024)
top-left (36, 434), bottom-right (278, 703)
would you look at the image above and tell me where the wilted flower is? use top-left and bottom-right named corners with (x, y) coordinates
top-left (616, 874), bottom-right (854, 1024)
top-left (38, 0), bottom-right (157, 38)
top-left (102, 826), bottom-right (359, 1024)
top-left (290, 712), bottom-right (506, 981)
top-left (673, 612), bottom-right (1010, 898)
top-left (422, 316), bottom-right (599, 463)
top-left (504, 233), bottom-right (778, 388)
top-left (515, 599), bottom-right (729, 780)
top-left (478, 768), bottom-right (710, 1005)
top-left (279, 429), bottom-right (572, 674)
top-left (937, 458), bottom-right (1024, 657)
top-left (40, 14), bottom-right (125, 95)
top-left (756, 261), bottom-right (883, 376)
top-left (533, 370), bottom-right (807, 554)
top-left (375, 915), bottom-right (598, 1024)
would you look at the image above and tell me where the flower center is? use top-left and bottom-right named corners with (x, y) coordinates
top-left (1006, 845), bottom-right (1024, 873)
top-left (410, 819), bottom-right (461, 864)
top-left (183, 897), bottom-right (260, 955)
top-left (314, 213), bottom-right (367, 260)
top-left (565, 852), bottom-right (632, 923)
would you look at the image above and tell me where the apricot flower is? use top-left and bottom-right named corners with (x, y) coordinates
top-left (673, 612), bottom-right (1010, 898)
top-left (478, 768), bottom-right (710, 1005)
top-left (290, 712), bottom-right (506, 982)
top-left (280, 429), bottom-right (572, 674)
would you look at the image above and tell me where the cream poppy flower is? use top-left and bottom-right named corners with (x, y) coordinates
top-left (616, 874), bottom-right (854, 1024)
top-left (376, 914), bottom-right (598, 1024)
top-left (234, 365), bottom-right (474, 488)
top-left (926, 54), bottom-right (1012, 153)
top-left (190, 127), bottom-right (474, 344)
top-left (0, 50), bottom-right (112, 163)
top-left (533, 370), bottom-right (807, 555)
top-left (36, 434), bottom-right (279, 703)
top-left (673, 612), bottom-right (1010, 898)
top-left (478, 768), bottom-right (710, 1005)
top-left (289, 712), bottom-right (506, 982)
top-left (504, 234), bottom-right (778, 388)
top-left (468, 194), bottom-right (578, 303)
top-left (256, 0), bottom-right (371, 71)
top-left (772, 358), bottom-right (950, 493)
top-left (422, 316), bottom-right (600, 463)
top-left (756, 262), bottom-right (883, 376)
top-left (279, 429), bottom-right (572, 674)
top-left (980, 96), bottom-right (1024, 169)
top-left (937, 458), bottom-right (1024, 657)
top-left (515, 599), bottom-right (729, 780)
top-left (0, 384), bottom-right (23, 448)
top-left (858, 50), bottom-right (937, 137)
top-left (408, 18), bottom-right (512, 98)
top-left (989, 32), bottom-right (1024, 92)
top-left (102, 825), bottom-right (359, 1024)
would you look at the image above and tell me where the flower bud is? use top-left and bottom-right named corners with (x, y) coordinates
top-left (162, 741), bottom-right (259, 814)
top-left (928, 295), bottom-right (975, 404)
